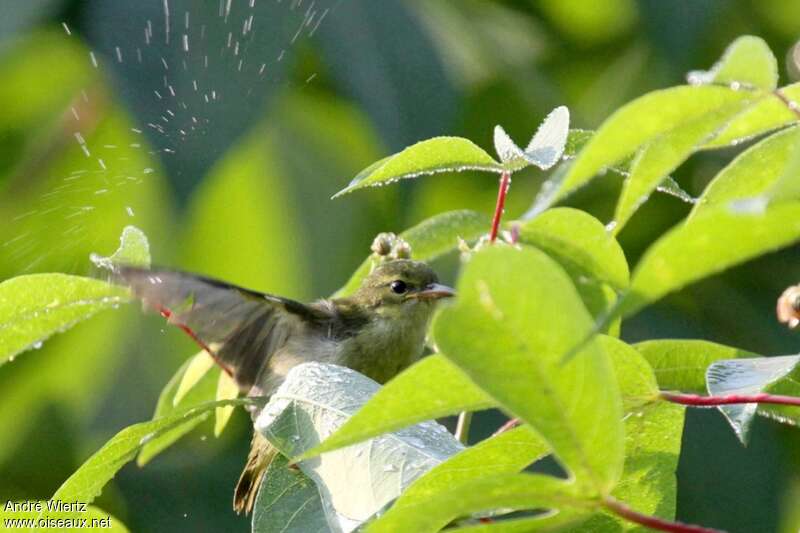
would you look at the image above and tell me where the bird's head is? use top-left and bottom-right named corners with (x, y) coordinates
top-left (352, 259), bottom-right (455, 317)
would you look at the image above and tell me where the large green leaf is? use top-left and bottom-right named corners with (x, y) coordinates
top-left (692, 126), bottom-right (800, 217)
top-left (688, 35), bottom-right (778, 90)
top-left (580, 403), bottom-right (685, 532)
top-left (369, 473), bottom-right (590, 533)
top-left (303, 354), bottom-right (491, 458)
top-left (44, 399), bottom-right (256, 509)
top-left (0, 224), bottom-right (150, 365)
top-left (335, 210), bottom-right (489, 297)
top-left (333, 137), bottom-right (502, 197)
top-left (0, 274), bottom-right (128, 365)
top-left (433, 246), bottom-right (624, 491)
top-left (518, 208), bottom-right (628, 330)
top-left (518, 208), bottom-right (629, 290)
top-left (706, 84), bottom-right (800, 148)
top-left (550, 85), bottom-right (753, 203)
top-left (389, 426), bottom-right (549, 514)
top-left (612, 100), bottom-right (751, 232)
top-left (601, 336), bottom-right (660, 411)
top-left (635, 339), bottom-right (758, 393)
top-left (617, 201), bottom-right (800, 318)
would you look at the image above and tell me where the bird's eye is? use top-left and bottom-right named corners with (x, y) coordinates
top-left (390, 280), bottom-right (408, 294)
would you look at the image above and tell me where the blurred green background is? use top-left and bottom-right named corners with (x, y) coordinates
top-left (1, 1), bottom-right (800, 531)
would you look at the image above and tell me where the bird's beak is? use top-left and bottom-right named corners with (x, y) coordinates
top-left (410, 283), bottom-right (456, 301)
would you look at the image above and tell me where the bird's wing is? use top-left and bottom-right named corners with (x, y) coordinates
top-left (114, 266), bottom-right (331, 390)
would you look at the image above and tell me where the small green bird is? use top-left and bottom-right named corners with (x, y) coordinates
top-left (116, 257), bottom-right (454, 514)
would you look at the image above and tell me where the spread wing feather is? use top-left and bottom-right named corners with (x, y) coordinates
top-left (114, 266), bottom-right (330, 390)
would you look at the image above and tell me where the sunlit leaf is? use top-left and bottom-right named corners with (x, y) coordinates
top-left (369, 473), bottom-right (590, 533)
top-left (256, 362), bottom-right (464, 531)
top-left (635, 339), bottom-right (758, 393)
top-left (518, 207), bottom-right (629, 290)
top-left (89, 225), bottom-right (151, 270)
top-left (389, 426), bottom-right (549, 514)
top-left (551, 85), bottom-right (753, 203)
top-left (581, 402), bottom-right (685, 532)
top-left (333, 137), bottom-right (502, 197)
top-left (0, 274), bottom-right (128, 365)
top-left (601, 336), bottom-right (660, 411)
top-left (433, 246), bottom-right (624, 490)
top-left (617, 202), bottom-right (800, 318)
top-left (706, 355), bottom-right (800, 443)
top-left (304, 355), bottom-right (491, 458)
top-left (688, 35), bottom-right (778, 90)
top-left (214, 370), bottom-right (240, 436)
top-left (173, 351), bottom-right (216, 406)
top-left (692, 126), bottom-right (800, 217)
top-left (706, 84), bottom-right (800, 148)
top-left (335, 210), bottom-right (488, 297)
top-left (612, 100), bottom-right (750, 232)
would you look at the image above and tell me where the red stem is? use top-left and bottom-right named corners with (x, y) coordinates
top-left (604, 497), bottom-right (724, 533)
top-left (489, 172), bottom-right (511, 243)
top-left (492, 417), bottom-right (520, 436)
top-left (661, 391), bottom-right (800, 407)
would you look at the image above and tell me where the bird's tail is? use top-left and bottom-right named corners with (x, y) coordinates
top-left (233, 431), bottom-right (279, 515)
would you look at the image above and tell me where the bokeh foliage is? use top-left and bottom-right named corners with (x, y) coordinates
top-left (2, 1), bottom-right (800, 532)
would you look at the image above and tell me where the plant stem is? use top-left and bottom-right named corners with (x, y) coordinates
top-left (455, 411), bottom-right (473, 444)
top-left (603, 496), bottom-right (724, 533)
top-left (489, 171), bottom-right (511, 243)
top-left (661, 391), bottom-right (800, 407)
top-left (492, 417), bottom-right (520, 436)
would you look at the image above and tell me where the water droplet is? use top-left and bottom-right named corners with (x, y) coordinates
top-left (32, 341), bottom-right (43, 350)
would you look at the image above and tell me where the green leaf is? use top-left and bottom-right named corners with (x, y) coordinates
top-left (173, 350), bottom-right (216, 406)
top-left (601, 336), bottom-right (660, 411)
top-left (335, 210), bottom-right (489, 297)
top-left (251, 454), bottom-right (327, 533)
top-left (518, 207), bottom-right (629, 290)
top-left (706, 355), bottom-right (800, 443)
top-left (612, 100), bottom-right (751, 232)
top-left (689, 35), bottom-right (778, 90)
top-left (256, 363), bottom-right (464, 530)
top-left (635, 339), bottom-right (758, 393)
top-left (369, 473), bottom-right (591, 533)
top-left (90, 224), bottom-right (152, 269)
top-left (617, 202), bottom-right (800, 318)
top-left (389, 426), bottom-right (549, 513)
top-left (551, 85), bottom-right (753, 203)
top-left (433, 246), bottom-right (624, 491)
top-left (137, 354), bottom-right (220, 466)
top-left (333, 137), bottom-right (502, 197)
top-left (706, 84), bottom-right (800, 148)
top-left (581, 402), bottom-right (686, 532)
top-left (214, 370), bottom-right (240, 437)
top-left (692, 126), bottom-right (800, 217)
top-left (0, 274), bottom-right (128, 365)
top-left (299, 354), bottom-right (490, 458)
top-left (46, 399), bottom-right (256, 507)
top-left (517, 208), bottom-right (628, 330)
